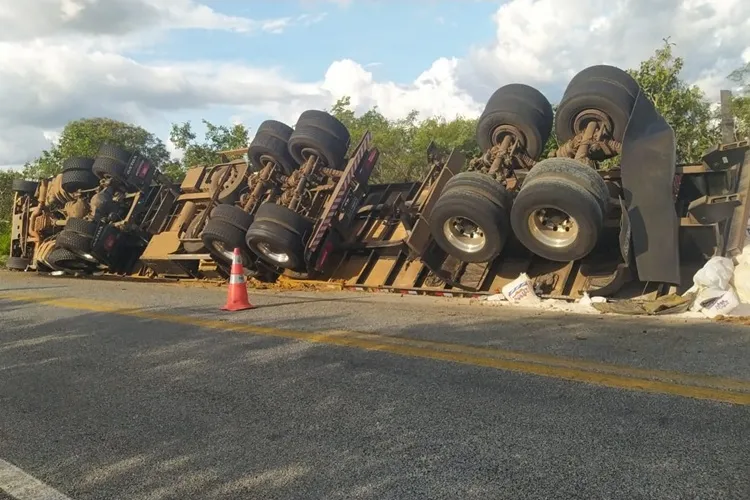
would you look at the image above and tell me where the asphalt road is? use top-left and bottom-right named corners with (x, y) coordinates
top-left (0, 271), bottom-right (749, 499)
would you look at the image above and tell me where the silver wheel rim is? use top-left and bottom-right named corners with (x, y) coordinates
top-left (212, 241), bottom-right (234, 262)
top-left (257, 242), bottom-right (290, 264)
top-left (442, 216), bottom-right (486, 253)
top-left (528, 208), bottom-right (578, 248)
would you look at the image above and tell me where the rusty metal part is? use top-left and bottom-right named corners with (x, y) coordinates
top-left (64, 197), bottom-right (89, 219)
top-left (175, 201), bottom-right (197, 232)
top-left (288, 155), bottom-right (319, 211)
top-left (28, 179), bottom-right (50, 242)
top-left (243, 162), bottom-right (279, 212)
top-left (551, 117), bottom-right (623, 163)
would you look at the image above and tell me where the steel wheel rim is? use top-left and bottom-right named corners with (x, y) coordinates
top-left (257, 242), bottom-right (290, 264)
top-left (528, 208), bottom-right (578, 248)
top-left (442, 216), bottom-right (486, 253)
top-left (212, 241), bottom-right (235, 262)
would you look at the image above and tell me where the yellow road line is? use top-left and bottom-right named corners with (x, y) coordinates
top-left (2, 292), bottom-right (749, 405)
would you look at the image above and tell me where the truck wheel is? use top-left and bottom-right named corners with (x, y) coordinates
top-left (429, 188), bottom-right (510, 263)
top-left (476, 83), bottom-right (553, 159)
top-left (201, 218), bottom-right (251, 265)
top-left (62, 157), bottom-right (95, 173)
top-left (11, 179), bottom-right (38, 195)
top-left (248, 120), bottom-right (299, 175)
top-left (563, 65), bottom-right (640, 99)
top-left (555, 77), bottom-right (637, 143)
top-left (92, 156), bottom-right (127, 183)
top-left (182, 214), bottom-right (206, 254)
top-left (443, 172), bottom-right (512, 209)
top-left (96, 144), bottom-right (133, 164)
top-left (210, 204), bottom-right (254, 231)
top-left (510, 176), bottom-right (603, 262)
top-left (6, 257), bottom-right (30, 271)
top-left (56, 230), bottom-right (93, 257)
top-left (62, 168), bottom-right (99, 192)
top-left (523, 158), bottom-right (609, 214)
top-left (208, 164), bottom-right (246, 205)
top-left (65, 217), bottom-right (98, 237)
top-left (246, 203), bottom-right (314, 269)
top-left (46, 247), bottom-right (95, 272)
top-left (288, 112), bottom-right (350, 170)
top-left (295, 110), bottom-right (351, 144)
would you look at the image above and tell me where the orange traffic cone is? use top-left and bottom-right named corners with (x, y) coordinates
top-left (221, 248), bottom-right (254, 311)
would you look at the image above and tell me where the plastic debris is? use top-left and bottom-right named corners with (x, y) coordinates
top-left (501, 273), bottom-right (541, 304)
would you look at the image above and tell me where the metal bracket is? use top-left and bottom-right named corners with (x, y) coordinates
top-left (687, 194), bottom-right (742, 225)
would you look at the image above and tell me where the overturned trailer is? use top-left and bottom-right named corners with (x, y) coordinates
top-left (7, 144), bottom-right (178, 275)
top-left (251, 66), bottom-right (750, 299)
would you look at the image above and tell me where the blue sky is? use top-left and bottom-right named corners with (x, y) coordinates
top-left (141, 1), bottom-right (499, 83)
top-left (128, 0), bottom-right (502, 149)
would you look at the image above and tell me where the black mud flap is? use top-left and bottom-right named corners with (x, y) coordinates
top-left (620, 91), bottom-right (681, 284)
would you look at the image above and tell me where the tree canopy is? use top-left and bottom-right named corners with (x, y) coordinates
top-left (627, 39), bottom-right (719, 162)
top-left (165, 120), bottom-right (251, 181)
top-left (22, 118), bottom-right (171, 180)
top-left (729, 62), bottom-right (750, 139)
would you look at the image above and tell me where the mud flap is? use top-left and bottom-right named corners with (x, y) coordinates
top-left (620, 91), bottom-right (680, 284)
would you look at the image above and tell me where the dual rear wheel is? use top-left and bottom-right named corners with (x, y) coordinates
top-left (202, 110), bottom-right (350, 273)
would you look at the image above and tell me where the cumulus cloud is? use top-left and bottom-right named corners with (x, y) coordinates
top-left (1, 0), bottom-right (749, 167)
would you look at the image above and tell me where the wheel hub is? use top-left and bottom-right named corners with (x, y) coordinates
top-left (528, 208), bottom-right (579, 248)
top-left (257, 242), bottom-right (290, 264)
top-left (442, 216), bottom-right (486, 253)
top-left (573, 109), bottom-right (612, 136)
top-left (300, 147), bottom-right (325, 166)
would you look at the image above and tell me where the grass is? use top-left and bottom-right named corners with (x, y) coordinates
top-left (0, 227), bottom-right (10, 266)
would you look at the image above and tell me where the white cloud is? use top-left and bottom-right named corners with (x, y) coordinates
top-left (1, 0), bottom-right (749, 168)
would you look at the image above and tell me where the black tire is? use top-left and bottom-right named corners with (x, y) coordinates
top-left (476, 84), bottom-right (553, 159)
top-left (256, 119), bottom-right (294, 141)
top-left (287, 125), bottom-right (349, 171)
top-left (564, 65), bottom-right (640, 100)
top-left (555, 79), bottom-right (636, 143)
top-left (11, 179), bottom-right (38, 195)
top-left (56, 230), bottom-right (92, 255)
top-left (510, 176), bottom-right (603, 262)
top-left (523, 158), bottom-right (609, 214)
top-left (182, 214), bottom-right (206, 254)
top-left (248, 121), bottom-right (298, 175)
top-left (295, 110), bottom-right (350, 143)
top-left (210, 204), bottom-right (254, 231)
top-left (62, 168), bottom-right (99, 192)
top-left (443, 172), bottom-right (512, 210)
top-left (484, 83), bottom-right (555, 125)
top-left (65, 217), bottom-right (97, 237)
top-left (62, 157), bottom-right (95, 173)
top-left (97, 144), bottom-right (133, 164)
top-left (46, 247), bottom-right (95, 272)
top-left (92, 156), bottom-right (127, 182)
top-left (201, 218), bottom-right (249, 264)
top-left (252, 202), bottom-right (315, 236)
top-left (6, 257), bottom-right (30, 271)
top-left (429, 188), bottom-right (510, 263)
top-left (245, 220), bottom-right (307, 270)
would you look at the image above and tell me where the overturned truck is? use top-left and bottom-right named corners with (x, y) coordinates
top-left (8, 64), bottom-right (750, 301)
top-left (7, 145), bottom-right (177, 275)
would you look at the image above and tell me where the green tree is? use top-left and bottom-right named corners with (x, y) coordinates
top-left (728, 62), bottom-right (750, 139)
top-left (626, 39), bottom-right (720, 162)
top-left (23, 118), bottom-right (170, 179)
top-left (328, 97), bottom-right (478, 182)
top-left (0, 169), bottom-right (23, 262)
top-left (167, 120), bottom-right (250, 180)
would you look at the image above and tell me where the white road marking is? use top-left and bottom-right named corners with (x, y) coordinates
top-left (0, 459), bottom-right (72, 500)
